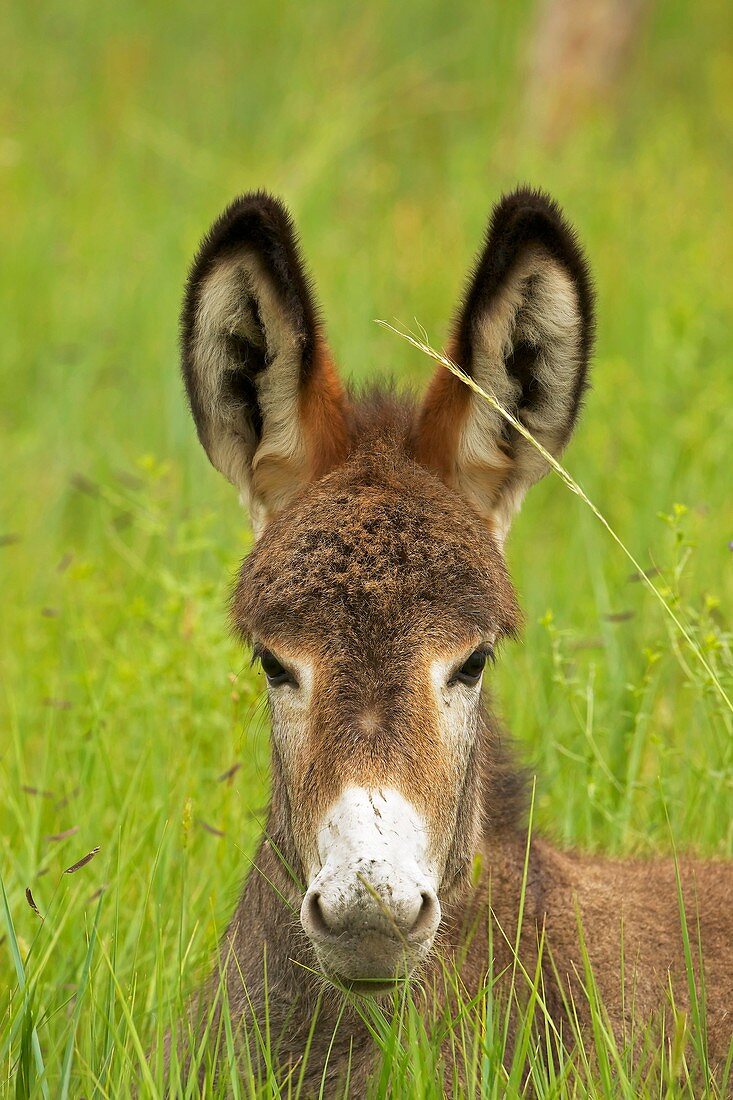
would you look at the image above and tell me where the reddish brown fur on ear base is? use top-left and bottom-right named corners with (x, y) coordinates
top-left (411, 361), bottom-right (475, 486)
top-left (300, 345), bottom-right (351, 480)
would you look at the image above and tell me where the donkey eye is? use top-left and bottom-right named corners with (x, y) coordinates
top-left (452, 649), bottom-right (489, 687)
top-left (260, 649), bottom-right (296, 687)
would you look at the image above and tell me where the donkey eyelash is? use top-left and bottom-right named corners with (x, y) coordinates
top-left (252, 644), bottom-right (299, 688)
top-left (471, 641), bottom-right (497, 665)
top-left (447, 643), bottom-right (496, 687)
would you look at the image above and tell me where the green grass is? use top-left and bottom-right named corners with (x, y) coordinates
top-left (1, 0), bottom-right (732, 1094)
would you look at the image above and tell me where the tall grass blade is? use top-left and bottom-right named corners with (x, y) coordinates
top-left (59, 891), bottom-right (104, 1100)
top-left (0, 872), bottom-right (49, 1099)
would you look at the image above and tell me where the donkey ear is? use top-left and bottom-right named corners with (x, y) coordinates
top-left (412, 188), bottom-right (594, 544)
top-left (181, 192), bottom-right (349, 535)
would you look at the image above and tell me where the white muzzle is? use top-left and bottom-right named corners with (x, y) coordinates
top-left (300, 787), bottom-right (442, 990)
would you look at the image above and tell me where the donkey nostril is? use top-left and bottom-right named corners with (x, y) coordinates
top-left (301, 890), bottom-right (335, 939)
top-left (408, 890), bottom-right (441, 940)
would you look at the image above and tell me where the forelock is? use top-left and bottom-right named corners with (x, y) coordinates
top-left (233, 441), bottom-right (521, 648)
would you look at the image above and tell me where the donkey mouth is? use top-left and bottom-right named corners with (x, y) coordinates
top-left (308, 929), bottom-right (435, 995)
top-left (318, 957), bottom-right (421, 997)
top-left (341, 977), bottom-right (403, 997)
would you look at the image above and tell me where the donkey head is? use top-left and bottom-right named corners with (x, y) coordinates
top-left (181, 189), bottom-right (593, 992)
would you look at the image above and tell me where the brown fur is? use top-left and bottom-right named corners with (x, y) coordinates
top-left (411, 343), bottom-right (474, 485)
top-left (299, 343), bottom-right (350, 480)
top-left (171, 189), bottom-right (733, 1095)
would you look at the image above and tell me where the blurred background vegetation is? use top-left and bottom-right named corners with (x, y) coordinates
top-left (1, 0), bottom-right (732, 1091)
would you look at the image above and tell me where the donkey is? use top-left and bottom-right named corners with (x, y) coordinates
top-left (175, 188), bottom-right (733, 1092)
